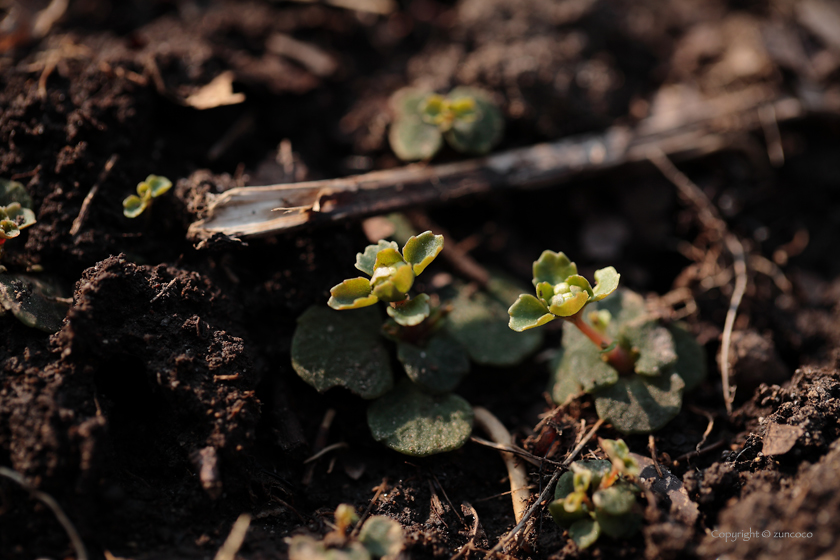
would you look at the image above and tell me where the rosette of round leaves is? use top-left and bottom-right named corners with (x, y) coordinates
top-left (388, 87), bottom-right (504, 161)
top-left (328, 232), bottom-right (443, 327)
top-left (549, 290), bottom-right (706, 433)
top-left (367, 381), bottom-right (474, 457)
top-left (0, 274), bottom-right (68, 332)
top-left (287, 504), bottom-right (404, 560)
top-left (123, 175), bottom-right (172, 218)
top-left (548, 454), bottom-right (642, 550)
top-left (0, 179), bottom-right (36, 245)
top-left (508, 251), bottom-right (619, 332)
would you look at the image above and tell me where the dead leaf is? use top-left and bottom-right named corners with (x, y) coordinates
top-left (184, 71), bottom-right (246, 110)
top-left (762, 422), bottom-right (804, 456)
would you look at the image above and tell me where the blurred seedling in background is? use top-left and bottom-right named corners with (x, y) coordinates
top-left (389, 87), bottom-right (504, 161)
top-left (287, 504), bottom-right (404, 560)
top-left (123, 175), bottom-right (172, 218)
top-left (292, 229), bottom-right (543, 456)
top-left (548, 438), bottom-right (642, 550)
top-left (508, 251), bottom-right (705, 433)
top-left (0, 179), bottom-right (67, 332)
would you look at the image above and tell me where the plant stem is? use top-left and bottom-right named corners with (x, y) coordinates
top-left (566, 312), bottom-right (636, 375)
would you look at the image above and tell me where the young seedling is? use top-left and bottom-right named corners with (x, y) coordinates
top-left (292, 231), bottom-right (543, 456)
top-left (287, 504), bottom-right (404, 560)
top-left (0, 179), bottom-right (37, 261)
top-left (389, 87), bottom-right (504, 161)
top-left (548, 439), bottom-right (642, 550)
top-left (508, 251), bottom-right (705, 433)
top-left (123, 175), bottom-right (172, 218)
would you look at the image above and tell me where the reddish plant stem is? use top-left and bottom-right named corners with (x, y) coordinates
top-left (565, 312), bottom-right (636, 375)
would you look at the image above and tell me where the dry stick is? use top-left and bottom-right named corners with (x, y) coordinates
top-left (472, 407), bottom-right (531, 524)
top-left (673, 439), bottom-right (727, 464)
top-left (0, 466), bottom-right (88, 560)
top-left (70, 154), bottom-right (118, 236)
top-left (303, 442), bottom-right (349, 464)
top-left (647, 149), bottom-right (747, 416)
top-left (648, 435), bottom-right (664, 479)
top-left (484, 419), bottom-right (605, 559)
top-left (214, 513), bottom-right (252, 560)
top-left (187, 89), bottom-right (817, 242)
top-left (688, 405), bottom-right (715, 453)
top-left (470, 436), bottom-right (562, 468)
top-left (406, 211), bottom-right (490, 286)
top-left (349, 478), bottom-right (388, 538)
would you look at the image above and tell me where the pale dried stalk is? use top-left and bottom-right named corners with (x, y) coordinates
top-left (473, 407), bottom-right (531, 524)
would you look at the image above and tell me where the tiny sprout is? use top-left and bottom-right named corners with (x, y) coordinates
top-left (548, 444), bottom-right (642, 550)
top-left (328, 232), bottom-right (443, 327)
top-left (123, 175), bottom-right (172, 218)
top-left (0, 202), bottom-right (37, 258)
top-left (335, 504), bottom-right (359, 535)
top-left (389, 87), bottom-right (504, 161)
top-left (601, 438), bottom-right (640, 479)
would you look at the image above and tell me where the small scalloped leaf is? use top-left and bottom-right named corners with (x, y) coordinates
top-left (136, 182), bottom-right (150, 197)
top-left (373, 247), bottom-right (406, 269)
top-left (358, 516), bottom-right (404, 560)
top-left (443, 87), bottom-right (504, 155)
top-left (1, 202), bottom-right (36, 231)
top-left (371, 262), bottom-right (414, 302)
top-left (549, 474), bottom-right (590, 528)
top-left (0, 219), bottom-right (20, 239)
top-left (508, 294), bottom-right (554, 332)
top-left (591, 267), bottom-right (620, 302)
top-left (0, 178), bottom-right (33, 208)
top-left (367, 381), bottom-right (473, 456)
top-left (390, 87), bottom-right (430, 118)
top-left (593, 484), bottom-right (637, 516)
top-left (569, 518), bottom-right (601, 550)
top-left (123, 195), bottom-right (147, 218)
top-left (593, 373), bottom-right (685, 434)
top-left (356, 240), bottom-right (400, 276)
top-left (535, 281), bottom-right (554, 304)
top-left (397, 333), bottom-right (470, 394)
top-left (291, 305), bottom-right (393, 399)
top-left (386, 294), bottom-right (430, 327)
top-left (619, 319), bottom-right (677, 376)
top-left (389, 117), bottom-right (443, 161)
top-left (566, 275), bottom-right (594, 298)
top-left (328, 278), bottom-right (378, 310)
top-left (533, 251), bottom-right (577, 287)
top-left (0, 274), bottom-right (67, 332)
top-left (145, 175), bottom-right (173, 198)
top-left (548, 290), bottom-right (589, 317)
top-left (402, 231), bottom-right (444, 275)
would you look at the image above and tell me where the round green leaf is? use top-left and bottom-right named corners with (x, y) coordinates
top-left (548, 496), bottom-right (588, 528)
top-left (356, 240), bottom-right (400, 276)
top-left (669, 323), bottom-right (706, 392)
top-left (402, 231), bottom-right (443, 276)
top-left (443, 87), bottom-right (504, 155)
top-left (367, 382), bottom-right (473, 456)
top-left (548, 290), bottom-right (589, 317)
top-left (386, 294), bottom-right (430, 327)
top-left (287, 535), bottom-right (372, 560)
top-left (449, 288), bottom-right (543, 365)
top-left (1, 202), bottom-right (36, 230)
top-left (550, 321), bottom-right (619, 403)
top-left (508, 294), bottom-right (554, 332)
top-left (0, 178), bottom-right (33, 208)
top-left (328, 277), bottom-right (378, 310)
top-left (591, 267), bottom-right (620, 301)
top-left (358, 516), bottom-right (404, 560)
top-left (396, 333), bottom-right (470, 393)
top-left (145, 175), bottom-right (172, 198)
top-left (619, 318), bottom-right (677, 377)
top-left (0, 274), bottom-right (67, 332)
top-left (388, 117), bottom-right (443, 161)
top-left (123, 195), bottom-right (147, 218)
top-left (593, 485), bottom-right (637, 516)
top-left (594, 509), bottom-right (642, 539)
top-left (593, 373), bottom-right (685, 434)
top-left (569, 518), bottom-right (601, 550)
top-left (291, 305), bottom-right (393, 399)
top-left (535, 281), bottom-right (554, 304)
top-left (532, 251), bottom-right (577, 287)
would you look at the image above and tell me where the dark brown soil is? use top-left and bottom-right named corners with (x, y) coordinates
top-left (2, 0), bottom-right (840, 559)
